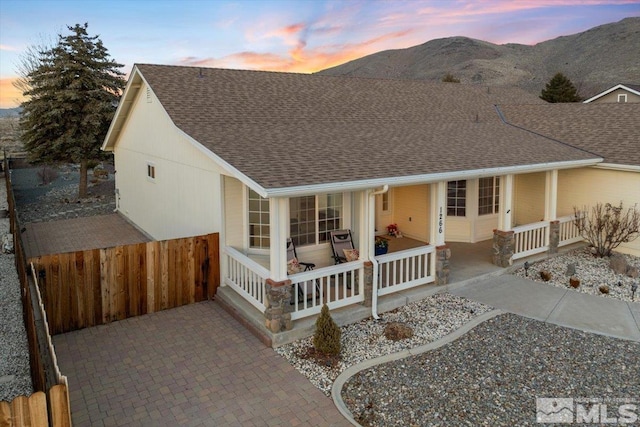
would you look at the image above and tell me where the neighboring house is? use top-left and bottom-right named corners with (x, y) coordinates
top-left (583, 83), bottom-right (640, 103)
top-left (102, 64), bottom-right (639, 334)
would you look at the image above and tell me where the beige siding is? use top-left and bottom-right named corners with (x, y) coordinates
top-left (475, 214), bottom-right (498, 241)
top-left (393, 185), bottom-right (430, 242)
top-left (514, 172), bottom-right (546, 226)
top-left (558, 168), bottom-right (640, 255)
top-left (375, 189), bottom-right (394, 235)
top-left (224, 176), bottom-right (244, 248)
top-left (589, 89), bottom-right (640, 103)
top-left (112, 82), bottom-right (222, 240)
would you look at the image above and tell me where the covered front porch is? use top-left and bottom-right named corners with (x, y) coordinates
top-left (217, 168), bottom-right (584, 343)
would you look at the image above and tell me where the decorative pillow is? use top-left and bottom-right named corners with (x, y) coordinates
top-left (343, 249), bottom-right (359, 262)
top-left (287, 257), bottom-right (302, 274)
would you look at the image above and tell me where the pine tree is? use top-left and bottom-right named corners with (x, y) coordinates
top-left (19, 23), bottom-right (125, 198)
top-left (313, 304), bottom-right (341, 356)
top-left (540, 72), bottom-right (581, 103)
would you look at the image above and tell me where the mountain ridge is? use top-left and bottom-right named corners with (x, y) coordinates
top-left (317, 17), bottom-right (640, 98)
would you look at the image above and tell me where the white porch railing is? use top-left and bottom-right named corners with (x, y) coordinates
top-left (376, 245), bottom-right (436, 296)
top-left (224, 247), bottom-right (269, 312)
top-left (289, 261), bottom-right (365, 320)
top-left (513, 221), bottom-right (550, 260)
top-left (558, 214), bottom-right (584, 247)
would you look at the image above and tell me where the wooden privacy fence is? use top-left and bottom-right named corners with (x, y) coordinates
top-left (3, 154), bottom-right (71, 426)
top-left (0, 384), bottom-right (70, 427)
top-left (30, 233), bottom-right (220, 335)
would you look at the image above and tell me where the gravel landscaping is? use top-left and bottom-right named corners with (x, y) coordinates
top-left (512, 247), bottom-right (640, 303)
top-left (343, 313), bottom-right (640, 426)
top-left (275, 293), bottom-right (492, 396)
top-left (0, 177), bottom-right (33, 401)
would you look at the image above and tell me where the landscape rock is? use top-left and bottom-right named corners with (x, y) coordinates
top-left (610, 254), bottom-right (628, 275)
top-left (2, 234), bottom-right (13, 254)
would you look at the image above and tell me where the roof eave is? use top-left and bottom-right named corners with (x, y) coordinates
top-left (262, 158), bottom-right (603, 198)
top-left (102, 65), bottom-right (143, 151)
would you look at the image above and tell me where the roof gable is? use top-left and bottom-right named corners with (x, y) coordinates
top-left (583, 84), bottom-right (640, 103)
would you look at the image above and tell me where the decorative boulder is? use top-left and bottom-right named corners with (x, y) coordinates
top-left (2, 234), bottom-right (13, 254)
top-left (599, 285), bottom-right (610, 294)
top-left (383, 322), bottom-right (414, 341)
top-left (610, 254), bottom-right (628, 275)
top-left (565, 263), bottom-right (576, 277)
top-left (540, 270), bottom-right (552, 282)
top-left (569, 277), bottom-right (580, 288)
top-left (626, 266), bottom-right (639, 279)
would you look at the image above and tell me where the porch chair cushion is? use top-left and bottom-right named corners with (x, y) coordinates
top-left (343, 249), bottom-right (359, 262)
top-left (287, 257), bottom-right (303, 274)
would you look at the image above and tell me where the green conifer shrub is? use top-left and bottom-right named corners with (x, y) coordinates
top-left (313, 304), bottom-right (341, 356)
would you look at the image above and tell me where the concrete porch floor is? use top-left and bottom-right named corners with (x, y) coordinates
top-left (217, 239), bottom-right (507, 347)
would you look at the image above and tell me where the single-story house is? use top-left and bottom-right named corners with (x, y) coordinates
top-left (583, 83), bottom-right (640, 103)
top-left (102, 64), bottom-right (639, 333)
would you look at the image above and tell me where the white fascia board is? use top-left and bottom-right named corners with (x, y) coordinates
top-left (102, 66), bottom-right (143, 151)
top-left (263, 158), bottom-right (603, 198)
top-left (583, 84), bottom-right (640, 103)
top-left (175, 128), bottom-right (268, 198)
top-left (592, 163), bottom-right (640, 173)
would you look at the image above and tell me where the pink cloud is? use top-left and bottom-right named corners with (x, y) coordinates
top-left (0, 78), bottom-right (24, 108)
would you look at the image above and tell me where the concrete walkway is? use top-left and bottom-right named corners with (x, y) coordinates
top-left (449, 274), bottom-right (640, 342)
top-left (53, 301), bottom-right (350, 427)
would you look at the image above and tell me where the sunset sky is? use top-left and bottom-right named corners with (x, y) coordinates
top-left (1, 0), bottom-right (639, 108)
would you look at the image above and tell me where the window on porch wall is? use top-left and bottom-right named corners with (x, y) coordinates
top-left (478, 176), bottom-right (500, 215)
top-left (447, 180), bottom-right (466, 216)
top-left (290, 193), bottom-right (343, 247)
top-left (248, 189), bottom-right (270, 249)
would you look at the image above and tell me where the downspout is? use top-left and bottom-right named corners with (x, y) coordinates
top-left (368, 185), bottom-right (388, 320)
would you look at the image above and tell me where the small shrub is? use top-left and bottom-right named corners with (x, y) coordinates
top-left (442, 73), bottom-right (460, 83)
top-left (313, 304), bottom-right (341, 356)
top-left (569, 277), bottom-right (580, 288)
top-left (573, 202), bottom-right (640, 258)
top-left (540, 270), bottom-right (552, 281)
top-left (599, 285), bottom-right (610, 294)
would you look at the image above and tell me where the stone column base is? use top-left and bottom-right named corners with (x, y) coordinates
top-left (264, 279), bottom-right (293, 333)
top-left (492, 229), bottom-right (514, 267)
top-left (548, 220), bottom-right (560, 255)
top-left (436, 245), bottom-right (451, 285)
top-left (362, 261), bottom-right (373, 307)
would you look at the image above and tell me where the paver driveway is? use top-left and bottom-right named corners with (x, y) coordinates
top-left (53, 301), bottom-right (350, 426)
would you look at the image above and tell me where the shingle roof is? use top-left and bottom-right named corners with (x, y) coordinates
top-left (133, 64), bottom-right (601, 191)
top-left (499, 103), bottom-right (640, 166)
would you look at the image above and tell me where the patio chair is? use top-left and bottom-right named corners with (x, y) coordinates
top-left (329, 230), bottom-right (358, 264)
top-left (287, 238), bottom-right (320, 303)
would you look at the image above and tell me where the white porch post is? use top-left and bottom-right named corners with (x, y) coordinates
top-left (430, 181), bottom-right (446, 246)
top-left (544, 169), bottom-right (558, 221)
top-left (358, 190), bottom-right (371, 260)
top-left (493, 174), bottom-right (515, 267)
top-left (545, 169), bottom-right (560, 254)
top-left (498, 174), bottom-right (514, 231)
top-left (269, 197), bottom-right (289, 281)
top-left (430, 181), bottom-right (450, 284)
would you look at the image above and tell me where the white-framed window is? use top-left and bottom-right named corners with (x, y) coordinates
top-left (618, 94), bottom-right (627, 103)
top-left (381, 192), bottom-right (389, 212)
top-left (290, 193), bottom-right (343, 247)
top-left (248, 189), bottom-right (270, 249)
top-left (147, 162), bottom-right (156, 181)
top-left (478, 176), bottom-right (500, 215)
top-left (447, 180), bottom-right (466, 217)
